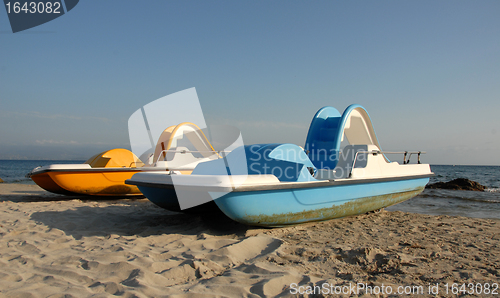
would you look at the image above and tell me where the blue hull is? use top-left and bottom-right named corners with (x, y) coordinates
top-left (213, 177), bottom-right (428, 227)
top-left (136, 177), bottom-right (429, 226)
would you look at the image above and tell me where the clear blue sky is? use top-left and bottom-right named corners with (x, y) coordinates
top-left (1, 1), bottom-right (499, 165)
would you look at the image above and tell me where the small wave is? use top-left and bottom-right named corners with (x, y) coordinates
top-left (420, 188), bottom-right (500, 204)
top-left (486, 188), bottom-right (500, 193)
top-left (1, 177), bottom-right (34, 184)
top-left (458, 197), bottom-right (500, 204)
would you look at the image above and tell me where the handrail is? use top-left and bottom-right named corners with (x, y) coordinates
top-left (402, 151), bottom-right (426, 164)
top-left (154, 149), bottom-right (226, 164)
top-left (350, 150), bottom-right (426, 178)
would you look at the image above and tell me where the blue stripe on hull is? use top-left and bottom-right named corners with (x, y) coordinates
top-left (214, 178), bottom-right (429, 226)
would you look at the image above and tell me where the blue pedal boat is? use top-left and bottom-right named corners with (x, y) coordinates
top-left (126, 105), bottom-right (433, 227)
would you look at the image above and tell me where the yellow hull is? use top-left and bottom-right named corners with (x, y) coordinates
top-left (31, 172), bottom-right (79, 196)
top-left (47, 170), bottom-right (143, 196)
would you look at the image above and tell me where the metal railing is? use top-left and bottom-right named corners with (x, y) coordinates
top-left (350, 150), bottom-right (426, 177)
top-left (154, 149), bottom-right (225, 165)
top-left (402, 151), bottom-right (426, 164)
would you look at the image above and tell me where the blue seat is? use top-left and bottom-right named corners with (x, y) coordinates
top-left (304, 104), bottom-right (383, 170)
top-left (304, 107), bottom-right (342, 169)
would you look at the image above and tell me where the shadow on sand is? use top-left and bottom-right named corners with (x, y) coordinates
top-left (2, 184), bottom-right (261, 238)
top-left (29, 201), bottom-right (253, 239)
top-left (1, 188), bottom-right (145, 203)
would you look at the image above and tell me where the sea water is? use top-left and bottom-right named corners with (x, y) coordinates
top-left (387, 165), bottom-right (500, 220)
top-left (0, 160), bottom-right (85, 184)
top-left (1, 161), bottom-right (499, 220)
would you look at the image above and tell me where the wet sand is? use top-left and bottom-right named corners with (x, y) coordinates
top-left (0, 183), bottom-right (499, 297)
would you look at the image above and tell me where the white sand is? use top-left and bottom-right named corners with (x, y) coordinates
top-left (1, 183), bottom-right (499, 297)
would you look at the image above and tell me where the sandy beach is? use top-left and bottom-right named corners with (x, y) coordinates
top-left (0, 183), bottom-right (498, 297)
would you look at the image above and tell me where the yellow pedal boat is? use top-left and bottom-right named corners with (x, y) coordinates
top-left (27, 122), bottom-right (218, 196)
